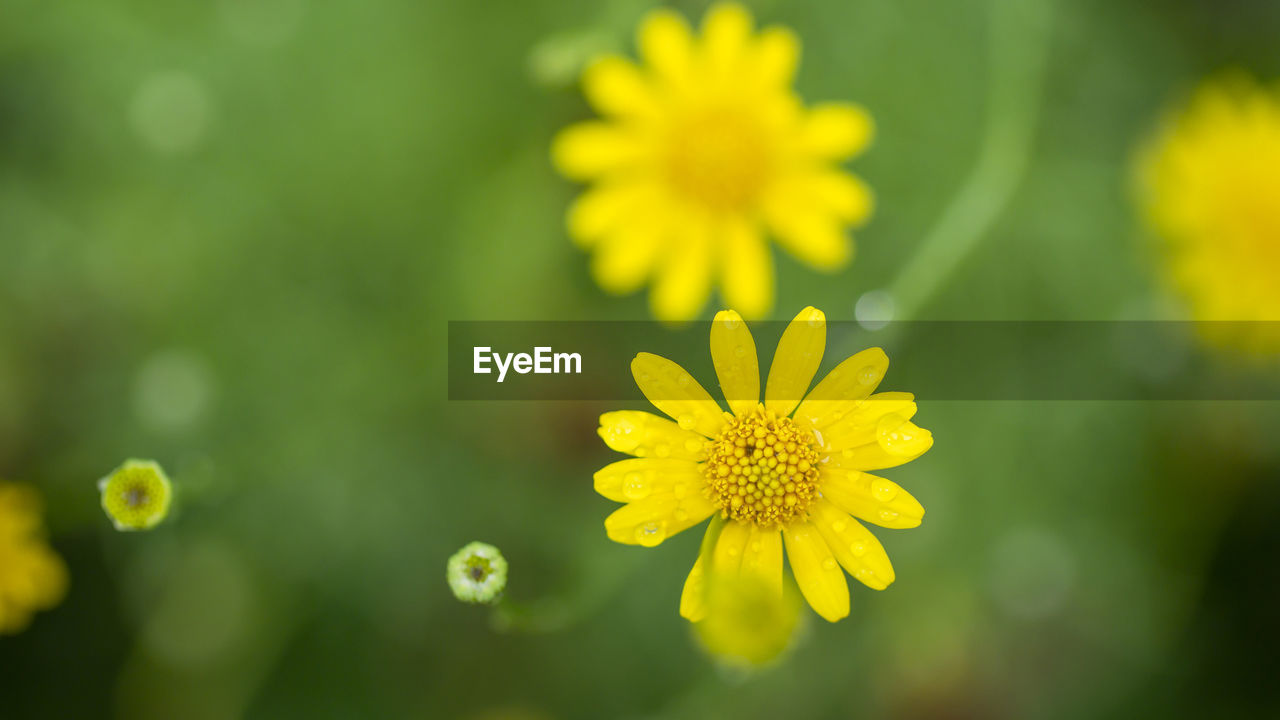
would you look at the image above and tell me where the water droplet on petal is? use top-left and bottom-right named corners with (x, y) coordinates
top-left (832, 521), bottom-right (847, 533)
top-left (871, 478), bottom-right (899, 501)
top-left (879, 509), bottom-right (899, 522)
top-left (654, 443), bottom-right (671, 458)
top-left (685, 438), bottom-right (704, 454)
top-left (677, 415), bottom-right (696, 431)
top-left (623, 473), bottom-right (650, 500)
top-left (822, 558), bottom-right (838, 571)
top-left (635, 521), bottom-right (667, 547)
top-left (851, 542), bottom-right (867, 556)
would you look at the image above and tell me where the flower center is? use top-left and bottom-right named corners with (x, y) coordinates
top-left (703, 405), bottom-right (820, 528)
top-left (665, 107), bottom-right (770, 211)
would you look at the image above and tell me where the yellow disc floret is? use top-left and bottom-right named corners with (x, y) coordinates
top-left (703, 405), bottom-right (820, 528)
top-left (99, 459), bottom-right (172, 531)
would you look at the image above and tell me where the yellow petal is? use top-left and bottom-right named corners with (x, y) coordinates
top-left (582, 55), bottom-right (658, 119)
top-left (740, 524), bottom-right (784, 596)
top-left (782, 522), bottom-right (849, 621)
top-left (819, 469), bottom-right (923, 529)
top-left (815, 392), bottom-right (917, 452)
top-left (598, 411), bottom-right (709, 461)
top-left (631, 352), bottom-right (726, 438)
top-left (700, 2), bottom-right (753, 74)
top-left (551, 122), bottom-right (644, 180)
top-left (593, 458), bottom-right (703, 502)
top-left (710, 310), bottom-right (760, 416)
top-left (639, 9), bottom-right (694, 87)
top-left (809, 500), bottom-right (896, 589)
top-left (763, 194), bottom-right (854, 270)
top-left (680, 516), bottom-right (725, 621)
top-left (650, 218), bottom-right (713, 323)
top-left (792, 170), bottom-right (874, 225)
top-left (566, 182), bottom-right (659, 248)
top-left (711, 517), bottom-right (752, 575)
top-left (826, 414), bottom-right (934, 471)
top-left (799, 102), bottom-right (875, 159)
top-left (754, 26), bottom-right (799, 89)
top-left (590, 227), bottom-right (664, 294)
top-left (793, 348), bottom-right (889, 431)
top-left (764, 306), bottom-right (826, 417)
top-left (718, 217), bottom-right (774, 320)
top-left (604, 491), bottom-right (716, 547)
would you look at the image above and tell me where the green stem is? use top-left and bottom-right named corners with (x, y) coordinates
top-left (884, 0), bottom-right (1052, 323)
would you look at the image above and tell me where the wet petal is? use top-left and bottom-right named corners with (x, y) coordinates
top-left (783, 521), bottom-right (849, 621)
top-left (598, 411), bottom-right (709, 461)
top-left (793, 348), bottom-right (889, 431)
top-left (819, 469), bottom-right (923, 529)
top-left (710, 310), bottom-right (760, 416)
top-left (809, 500), bottom-right (896, 589)
top-left (765, 306), bottom-right (825, 417)
top-left (593, 458), bottom-right (703, 502)
top-left (825, 414), bottom-right (934, 471)
top-left (680, 516), bottom-right (725, 621)
top-left (813, 392), bottom-right (917, 451)
top-left (604, 491), bottom-right (716, 547)
top-left (631, 352), bottom-right (726, 437)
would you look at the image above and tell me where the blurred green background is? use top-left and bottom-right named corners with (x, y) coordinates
top-left (3, 0), bottom-right (1280, 717)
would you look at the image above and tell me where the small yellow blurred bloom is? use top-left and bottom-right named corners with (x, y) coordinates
top-left (552, 3), bottom-right (875, 322)
top-left (99, 459), bottom-right (172, 531)
top-left (0, 482), bottom-right (68, 634)
top-left (1138, 75), bottom-right (1280, 353)
top-left (693, 571), bottom-right (804, 668)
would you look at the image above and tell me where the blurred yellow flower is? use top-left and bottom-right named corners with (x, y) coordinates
top-left (0, 482), bottom-right (68, 634)
top-left (99, 459), bottom-right (172, 531)
top-left (552, 4), bottom-right (875, 322)
top-left (594, 307), bottom-right (931, 622)
top-left (692, 570), bottom-right (804, 668)
top-left (1139, 76), bottom-right (1280, 353)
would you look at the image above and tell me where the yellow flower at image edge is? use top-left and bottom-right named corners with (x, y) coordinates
top-left (553, 3), bottom-right (875, 322)
top-left (594, 307), bottom-right (932, 622)
top-left (1139, 75), bottom-right (1280, 353)
top-left (99, 459), bottom-right (172, 531)
top-left (0, 483), bottom-right (68, 634)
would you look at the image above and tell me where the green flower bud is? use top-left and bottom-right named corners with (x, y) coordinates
top-left (99, 459), bottom-right (172, 531)
top-left (447, 542), bottom-right (507, 605)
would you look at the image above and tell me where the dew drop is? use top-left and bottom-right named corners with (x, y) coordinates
top-left (879, 509), bottom-right (899, 522)
top-left (654, 443), bottom-right (671, 458)
top-left (857, 366), bottom-right (879, 385)
top-left (871, 478), bottom-right (899, 501)
top-left (635, 521), bottom-right (666, 547)
top-left (733, 345), bottom-right (746, 358)
top-left (677, 415), bottom-right (696, 430)
top-left (851, 542), bottom-right (867, 556)
top-left (832, 521), bottom-right (847, 533)
top-left (685, 438), bottom-right (704, 454)
top-left (822, 558), bottom-right (838, 571)
top-left (623, 473), bottom-right (650, 500)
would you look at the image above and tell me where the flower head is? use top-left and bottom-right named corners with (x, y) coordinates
top-left (692, 568), bottom-right (804, 669)
top-left (1139, 75), bottom-right (1280, 353)
top-left (595, 307), bottom-right (932, 622)
top-left (447, 541), bottom-right (508, 605)
top-left (99, 459), bottom-right (172, 531)
top-left (553, 4), bottom-right (875, 322)
top-left (0, 482), bottom-right (68, 634)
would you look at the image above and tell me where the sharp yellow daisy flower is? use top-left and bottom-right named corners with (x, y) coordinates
top-left (552, 4), bottom-right (875, 322)
top-left (594, 307), bottom-right (932, 622)
top-left (1139, 76), bottom-right (1280, 353)
top-left (0, 482), bottom-right (68, 634)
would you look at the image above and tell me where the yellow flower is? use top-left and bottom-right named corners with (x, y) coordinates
top-left (1139, 76), bottom-right (1280, 353)
top-left (99, 459), bottom-right (173, 531)
top-left (552, 4), bottom-right (875, 322)
top-left (0, 482), bottom-right (68, 634)
top-left (594, 307), bottom-right (932, 622)
top-left (692, 571), bottom-right (804, 668)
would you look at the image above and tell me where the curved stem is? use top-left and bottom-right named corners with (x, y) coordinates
top-left (885, 0), bottom-right (1053, 323)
